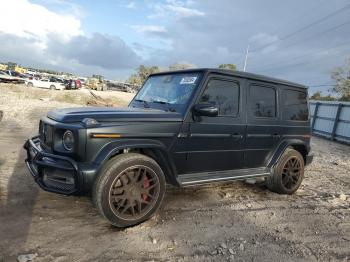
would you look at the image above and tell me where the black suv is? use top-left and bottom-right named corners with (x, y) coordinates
top-left (24, 68), bottom-right (313, 227)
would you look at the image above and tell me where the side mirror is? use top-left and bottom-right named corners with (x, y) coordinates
top-left (192, 104), bottom-right (219, 117)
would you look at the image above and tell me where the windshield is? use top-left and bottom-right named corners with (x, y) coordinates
top-left (130, 72), bottom-right (202, 113)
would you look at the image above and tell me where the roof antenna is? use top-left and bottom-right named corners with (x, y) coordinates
top-left (243, 44), bottom-right (250, 72)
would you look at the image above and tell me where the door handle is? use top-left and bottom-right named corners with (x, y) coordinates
top-left (177, 133), bottom-right (188, 138)
top-left (231, 133), bottom-right (243, 140)
top-left (272, 133), bottom-right (281, 139)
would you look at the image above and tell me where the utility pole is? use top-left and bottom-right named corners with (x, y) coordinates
top-left (243, 44), bottom-right (250, 72)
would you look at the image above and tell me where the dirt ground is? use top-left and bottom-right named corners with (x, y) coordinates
top-left (0, 84), bottom-right (349, 262)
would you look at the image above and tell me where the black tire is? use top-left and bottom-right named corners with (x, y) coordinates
top-left (93, 153), bottom-right (166, 227)
top-left (267, 148), bottom-right (304, 194)
top-left (27, 82), bottom-right (33, 87)
top-left (50, 85), bottom-right (56, 90)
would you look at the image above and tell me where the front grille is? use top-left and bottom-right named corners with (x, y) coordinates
top-left (39, 121), bottom-right (53, 148)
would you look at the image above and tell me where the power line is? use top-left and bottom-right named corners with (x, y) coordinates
top-left (237, 2), bottom-right (350, 70)
top-left (250, 3), bottom-right (350, 53)
top-left (309, 84), bottom-right (335, 87)
top-left (252, 39), bottom-right (350, 72)
top-left (257, 61), bottom-right (310, 74)
top-left (307, 80), bottom-right (334, 87)
top-left (255, 46), bottom-right (350, 74)
top-left (263, 0), bottom-right (329, 38)
top-left (283, 19), bottom-right (350, 49)
top-left (237, 1), bottom-right (329, 69)
top-left (248, 0), bottom-right (329, 48)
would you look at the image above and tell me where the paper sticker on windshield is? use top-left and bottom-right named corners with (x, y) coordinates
top-left (180, 76), bottom-right (197, 85)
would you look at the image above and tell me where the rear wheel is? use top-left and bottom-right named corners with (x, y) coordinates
top-left (267, 148), bottom-right (304, 194)
top-left (27, 82), bottom-right (33, 87)
top-left (50, 85), bottom-right (56, 90)
top-left (93, 153), bottom-right (166, 227)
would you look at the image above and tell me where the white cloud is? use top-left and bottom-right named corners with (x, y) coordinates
top-left (165, 4), bottom-right (204, 18)
top-left (147, 1), bottom-right (205, 19)
top-left (0, 0), bottom-right (140, 76)
top-left (131, 25), bottom-right (167, 34)
top-left (126, 2), bottom-right (136, 9)
top-left (47, 33), bottom-right (140, 69)
top-left (0, 0), bottom-right (81, 43)
top-left (36, 0), bottom-right (86, 18)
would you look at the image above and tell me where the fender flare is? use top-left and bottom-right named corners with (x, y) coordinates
top-left (92, 139), bottom-right (180, 186)
top-left (266, 139), bottom-right (310, 168)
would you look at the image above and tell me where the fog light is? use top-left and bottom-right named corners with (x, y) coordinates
top-left (63, 130), bottom-right (74, 151)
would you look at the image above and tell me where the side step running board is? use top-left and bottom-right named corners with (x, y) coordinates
top-left (177, 167), bottom-right (271, 186)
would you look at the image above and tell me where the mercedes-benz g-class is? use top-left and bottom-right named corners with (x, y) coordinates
top-left (24, 68), bottom-right (313, 227)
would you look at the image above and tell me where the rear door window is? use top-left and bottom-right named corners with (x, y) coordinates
top-left (249, 85), bottom-right (276, 118)
top-left (282, 89), bottom-right (308, 121)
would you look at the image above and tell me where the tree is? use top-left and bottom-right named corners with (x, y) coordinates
top-left (310, 91), bottom-right (322, 100)
top-left (310, 91), bottom-right (336, 101)
top-left (218, 64), bottom-right (237, 71)
top-left (169, 62), bottom-right (196, 70)
top-left (127, 74), bottom-right (143, 86)
top-left (339, 95), bottom-right (350, 102)
top-left (127, 65), bottom-right (161, 86)
top-left (7, 62), bottom-right (17, 70)
top-left (331, 59), bottom-right (350, 100)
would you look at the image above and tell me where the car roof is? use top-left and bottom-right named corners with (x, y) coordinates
top-left (150, 68), bottom-right (307, 89)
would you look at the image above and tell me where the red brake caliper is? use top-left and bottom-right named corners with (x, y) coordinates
top-left (142, 175), bottom-right (150, 201)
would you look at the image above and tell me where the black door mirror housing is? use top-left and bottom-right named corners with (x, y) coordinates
top-left (193, 104), bottom-right (219, 117)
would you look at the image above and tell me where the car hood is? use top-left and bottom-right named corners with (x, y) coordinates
top-left (47, 107), bottom-right (183, 123)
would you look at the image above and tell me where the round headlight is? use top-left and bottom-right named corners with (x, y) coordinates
top-left (63, 130), bottom-right (75, 151)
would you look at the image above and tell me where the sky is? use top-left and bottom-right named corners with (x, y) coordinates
top-left (0, 0), bottom-right (350, 94)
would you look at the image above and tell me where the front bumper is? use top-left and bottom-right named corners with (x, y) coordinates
top-left (24, 136), bottom-right (82, 195)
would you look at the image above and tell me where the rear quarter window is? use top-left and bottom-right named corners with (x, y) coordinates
top-left (282, 89), bottom-right (308, 121)
top-left (249, 85), bottom-right (276, 118)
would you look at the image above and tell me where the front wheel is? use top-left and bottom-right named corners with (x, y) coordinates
top-left (49, 85), bottom-right (56, 90)
top-left (267, 148), bottom-right (305, 194)
top-left (93, 153), bottom-right (166, 227)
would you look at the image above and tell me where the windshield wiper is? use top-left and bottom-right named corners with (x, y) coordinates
top-left (152, 99), bottom-right (170, 105)
top-left (134, 99), bottom-right (150, 108)
top-left (152, 100), bottom-right (177, 112)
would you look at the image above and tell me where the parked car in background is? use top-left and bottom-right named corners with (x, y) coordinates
top-left (26, 78), bottom-right (65, 90)
top-left (0, 70), bottom-right (25, 84)
top-left (25, 73), bottom-right (42, 80)
top-left (3, 70), bottom-right (26, 78)
top-left (79, 78), bottom-right (87, 85)
top-left (49, 76), bottom-right (65, 84)
top-left (65, 79), bottom-right (82, 90)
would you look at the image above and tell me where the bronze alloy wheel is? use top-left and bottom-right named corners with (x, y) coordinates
top-left (281, 156), bottom-right (302, 190)
top-left (108, 165), bottom-right (160, 221)
top-left (267, 148), bottom-right (305, 194)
